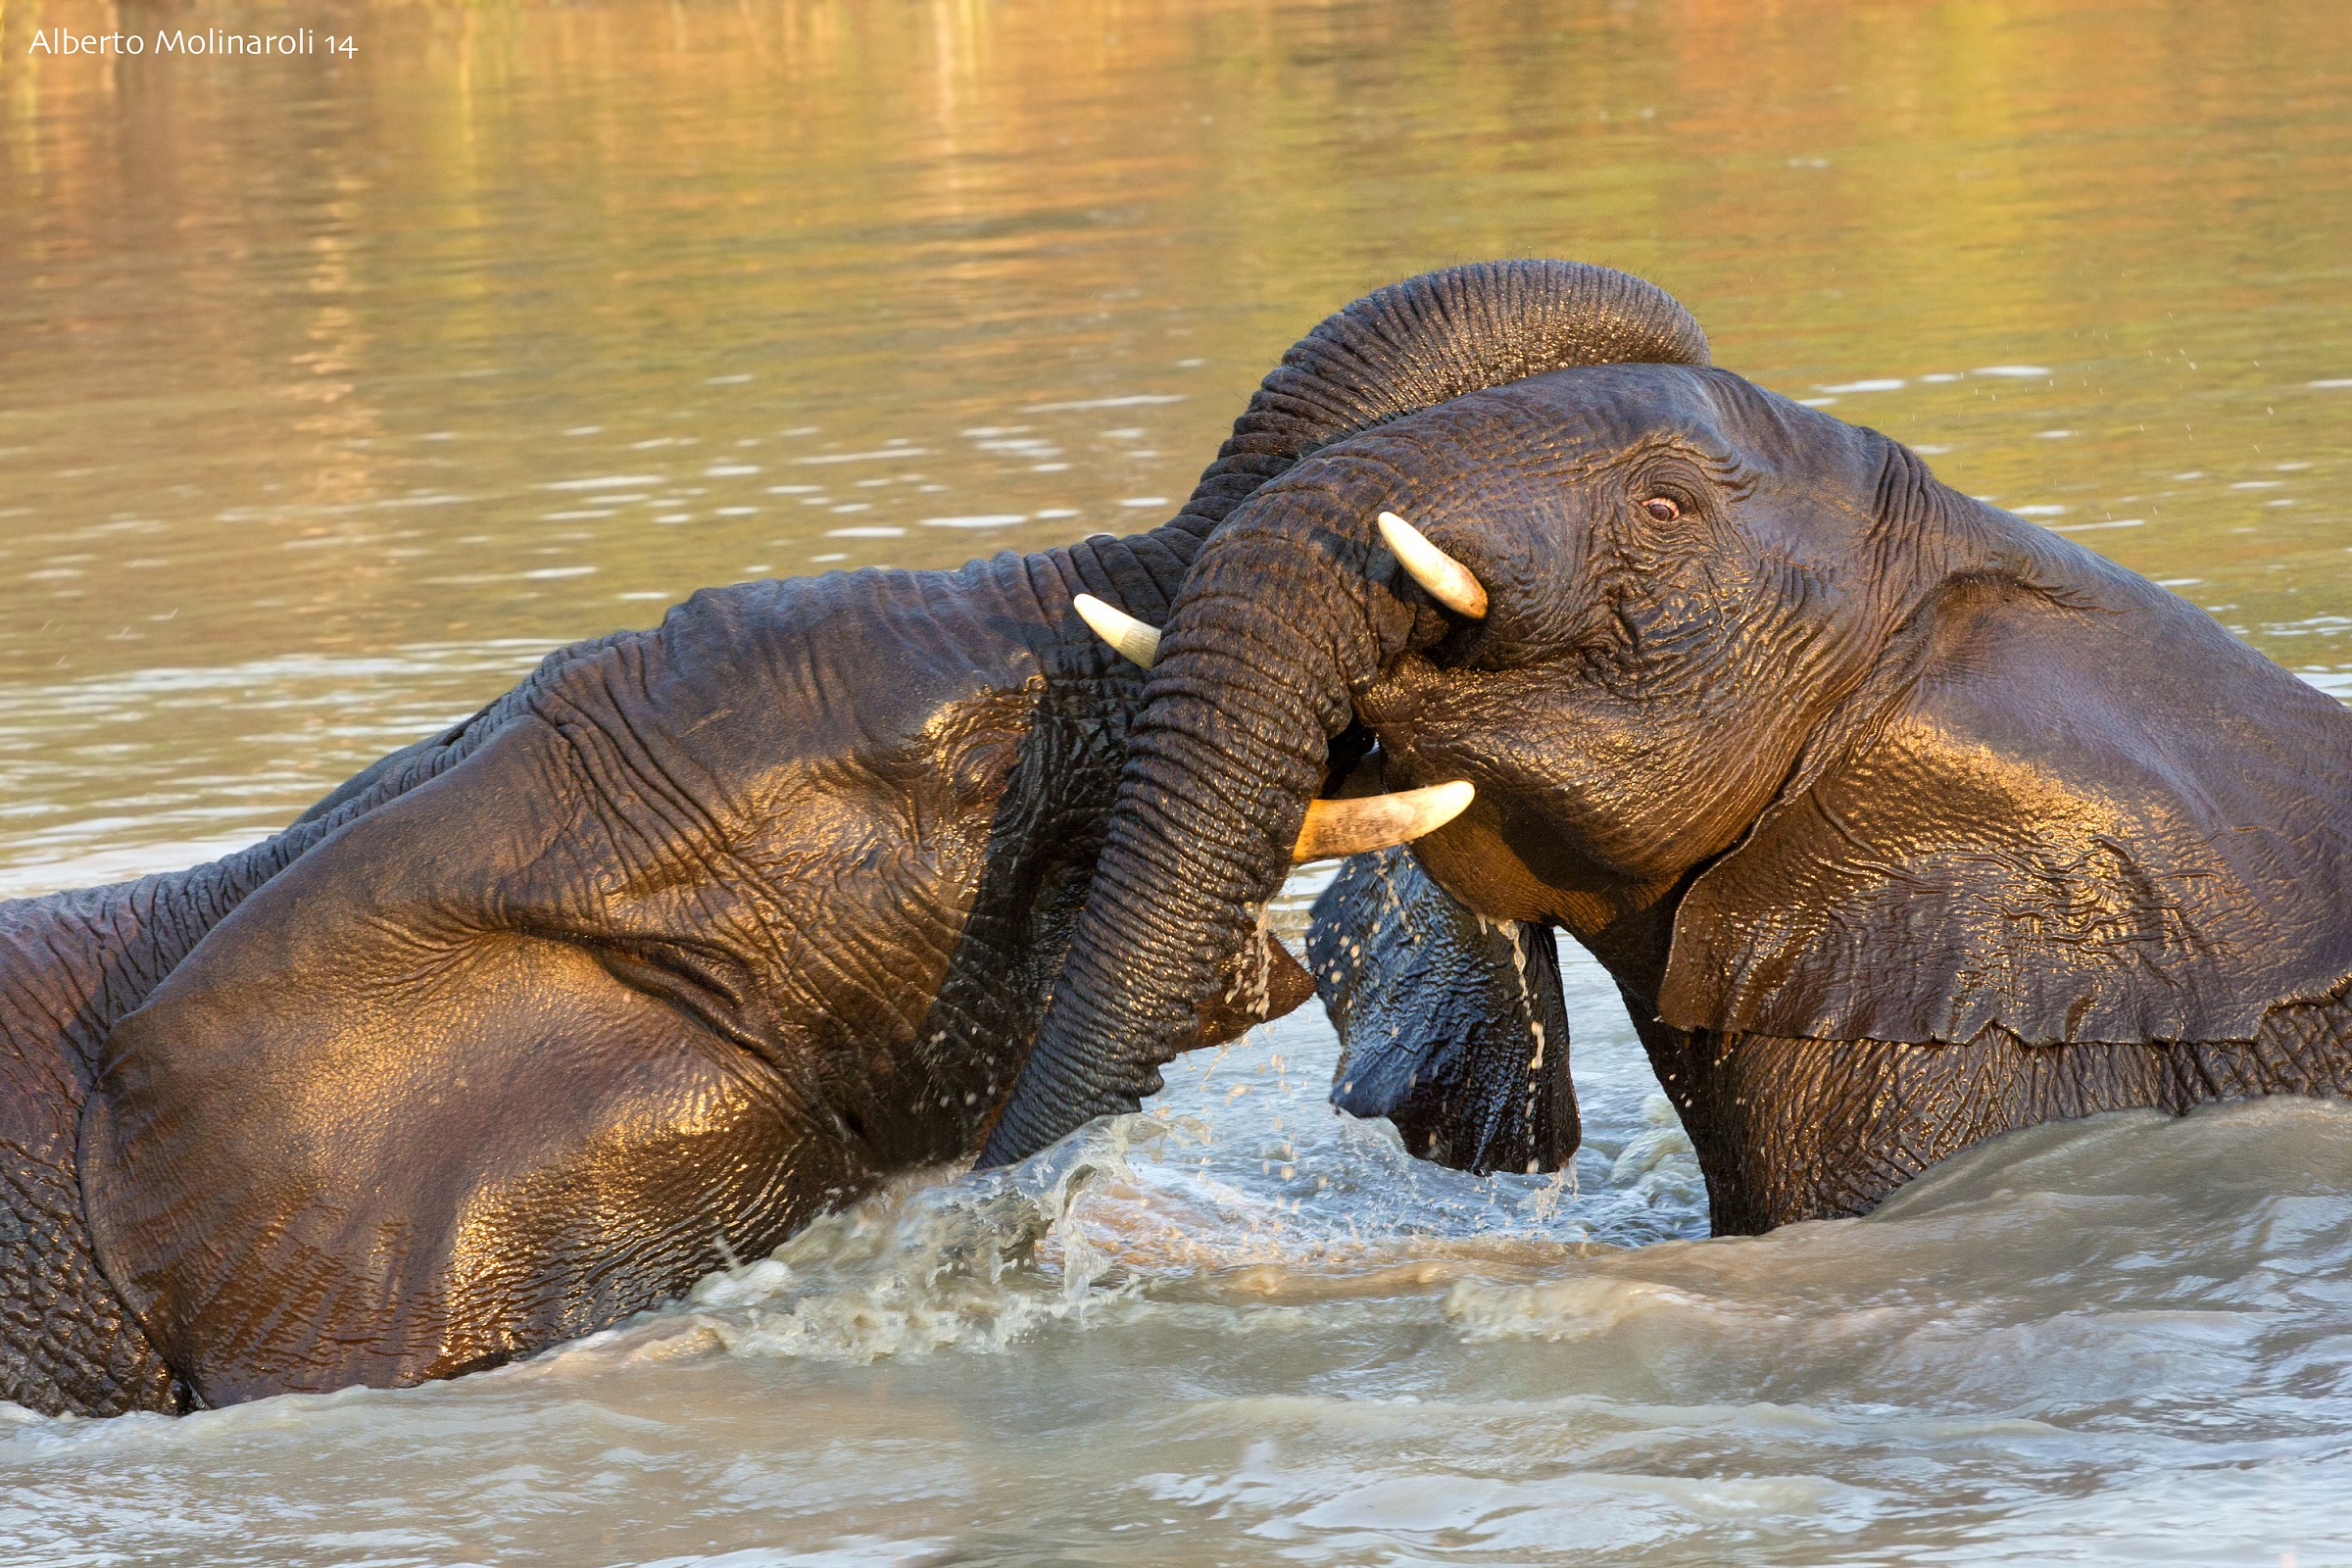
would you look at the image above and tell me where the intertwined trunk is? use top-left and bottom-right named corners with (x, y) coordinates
top-left (981, 492), bottom-right (1409, 1159)
top-left (981, 259), bottom-right (1711, 1163)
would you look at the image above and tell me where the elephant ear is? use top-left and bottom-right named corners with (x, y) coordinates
top-left (1309, 847), bottom-right (1577, 1174)
top-left (1659, 573), bottom-right (2352, 1047)
top-left (78, 718), bottom-right (833, 1407)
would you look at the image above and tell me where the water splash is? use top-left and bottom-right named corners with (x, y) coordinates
top-left (653, 1126), bottom-right (1147, 1367)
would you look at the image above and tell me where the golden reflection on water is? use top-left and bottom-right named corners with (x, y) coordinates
top-left (4, 0), bottom-right (2352, 869)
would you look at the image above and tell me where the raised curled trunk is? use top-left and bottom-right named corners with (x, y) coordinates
top-left (980, 260), bottom-right (1708, 1164)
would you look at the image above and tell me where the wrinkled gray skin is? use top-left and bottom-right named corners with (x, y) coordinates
top-left (1309, 847), bottom-right (1576, 1177)
top-left (0, 270), bottom-right (1666, 1418)
top-left (988, 259), bottom-right (2352, 1236)
top-left (6, 552), bottom-right (1245, 1418)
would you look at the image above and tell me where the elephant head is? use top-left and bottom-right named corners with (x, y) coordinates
top-left (982, 259), bottom-right (2352, 1175)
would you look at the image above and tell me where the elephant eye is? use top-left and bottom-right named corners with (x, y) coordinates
top-left (1640, 496), bottom-right (1682, 522)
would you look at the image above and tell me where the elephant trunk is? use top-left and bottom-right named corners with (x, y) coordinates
top-left (979, 259), bottom-right (1710, 1165)
top-left (979, 496), bottom-right (1409, 1162)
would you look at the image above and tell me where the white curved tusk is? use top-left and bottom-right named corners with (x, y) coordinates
top-left (1378, 511), bottom-right (1489, 619)
top-left (1073, 593), bottom-right (1161, 668)
top-left (1292, 780), bottom-right (1476, 864)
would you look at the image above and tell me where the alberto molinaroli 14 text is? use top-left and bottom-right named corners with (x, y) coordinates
top-left (24, 28), bottom-right (358, 58)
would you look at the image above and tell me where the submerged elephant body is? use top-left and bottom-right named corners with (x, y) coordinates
top-left (1, 710), bottom-right (529, 1416)
top-left (1, 270), bottom-right (1669, 1417)
top-left (6, 549), bottom-right (1197, 1415)
top-left (77, 554), bottom-right (1190, 1413)
top-left (1658, 1002), bottom-right (2352, 1234)
top-left (992, 259), bottom-right (2352, 1237)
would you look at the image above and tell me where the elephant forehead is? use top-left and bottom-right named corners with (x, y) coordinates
top-left (1350, 363), bottom-right (1733, 469)
top-left (1313, 363), bottom-right (1872, 500)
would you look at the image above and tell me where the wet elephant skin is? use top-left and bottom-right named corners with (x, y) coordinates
top-left (988, 259), bottom-right (2352, 1238)
top-left (6, 529), bottom-right (1319, 1418)
top-left (0, 264), bottom-right (1685, 1417)
top-left (1308, 846), bottom-right (1576, 1177)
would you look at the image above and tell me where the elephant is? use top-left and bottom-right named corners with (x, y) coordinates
top-left (0, 266), bottom-right (1714, 1419)
top-left (984, 257), bottom-right (2352, 1238)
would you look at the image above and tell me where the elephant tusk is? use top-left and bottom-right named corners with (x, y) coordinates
top-left (1073, 593), bottom-right (1161, 668)
top-left (1378, 511), bottom-right (1489, 619)
top-left (1293, 780), bottom-right (1476, 864)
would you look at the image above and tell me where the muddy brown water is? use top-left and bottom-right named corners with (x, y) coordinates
top-left (5, 2), bottom-right (2352, 1562)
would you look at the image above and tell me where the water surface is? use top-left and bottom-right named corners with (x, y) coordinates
top-left (5, 1), bottom-right (2352, 1561)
